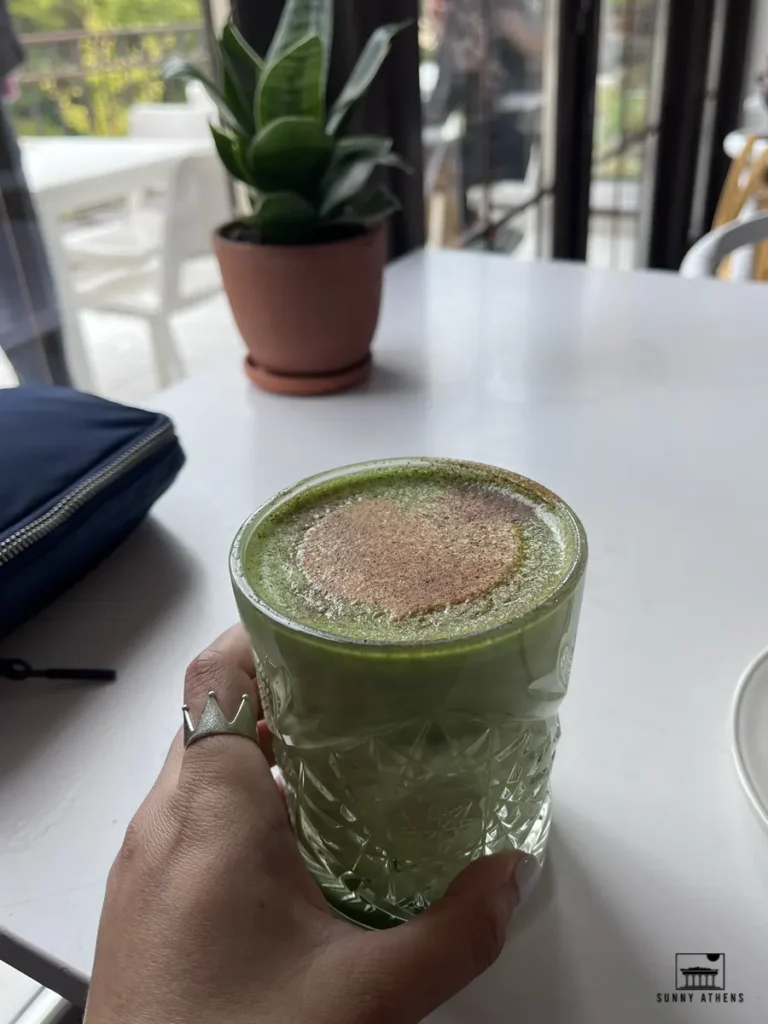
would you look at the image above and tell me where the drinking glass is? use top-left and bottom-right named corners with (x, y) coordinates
top-left (231, 458), bottom-right (587, 929)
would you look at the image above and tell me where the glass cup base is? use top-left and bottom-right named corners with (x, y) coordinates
top-left (306, 793), bottom-right (552, 930)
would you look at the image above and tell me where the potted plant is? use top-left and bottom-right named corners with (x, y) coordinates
top-left (165, 1), bottom-right (410, 396)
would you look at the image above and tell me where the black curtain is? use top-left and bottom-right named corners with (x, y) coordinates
top-left (552, 0), bottom-right (601, 260)
top-left (229, 0), bottom-right (424, 258)
top-left (647, 0), bottom-right (716, 270)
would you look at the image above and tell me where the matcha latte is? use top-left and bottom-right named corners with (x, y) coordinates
top-left (231, 459), bottom-right (587, 929)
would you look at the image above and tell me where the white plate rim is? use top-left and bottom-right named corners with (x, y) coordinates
top-left (732, 645), bottom-right (768, 835)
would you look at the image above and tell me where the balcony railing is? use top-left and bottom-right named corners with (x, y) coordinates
top-left (13, 24), bottom-right (208, 137)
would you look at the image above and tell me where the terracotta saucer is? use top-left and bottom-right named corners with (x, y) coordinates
top-left (244, 355), bottom-right (372, 396)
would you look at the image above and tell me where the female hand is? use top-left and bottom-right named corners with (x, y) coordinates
top-left (84, 626), bottom-right (539, 1024)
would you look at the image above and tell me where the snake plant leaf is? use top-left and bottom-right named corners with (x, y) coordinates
top-left (210, 125), bottom-right (252, 186)
top-left (257, 34), bottom-right (324, 128)
top-left (221, 21), bottom-right (264, 134)
top-left (320, 151), bottom-right (411, 216)
top-left (163, 59), bottom-right (242, 133)
top-left (327, 22), bottom-right (410, 136)
top-left (222, 20), bottom-right (263, 76)
top-left (250, 191), bottom-right (318, 242)
top-left (267, 0), bottom-right (333, 84)
top-left (332, 135), bottom-right (394, 162)
top-left (338, 184), bottom-right (401, 226)
top-left (222, 68), bottom-right (251, 133)
top-left (247, 115), bottom-right (333, 194)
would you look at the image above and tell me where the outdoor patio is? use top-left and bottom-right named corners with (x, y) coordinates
top-left (0, 295), bottom-right (241, 403)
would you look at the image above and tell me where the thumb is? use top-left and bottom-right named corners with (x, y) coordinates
top-left (361, 850), bottom-right (540, 1022)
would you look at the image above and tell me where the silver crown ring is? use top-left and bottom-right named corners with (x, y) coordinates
top-left (182, 690), bottom-right (260, 750)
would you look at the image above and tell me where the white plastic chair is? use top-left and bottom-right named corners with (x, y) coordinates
top-left (63, 102), bottom-right (215, 271)
top-left (680, 210), bottom-right (768, 279)
top-left (63, 206), bottom-right (164, 271)
top-left (74, 154), bottom-right (231, 387)
top-left (466, 143), bottom-right (541, 219)
top-left (466, 143), bottom-right (541, 258)
top-left (128, 102), bottom-right (213, 140)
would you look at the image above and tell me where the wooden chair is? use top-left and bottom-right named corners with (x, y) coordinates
top-left (704, 134), bottom-right (768, 280)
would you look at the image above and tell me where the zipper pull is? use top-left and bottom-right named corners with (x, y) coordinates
top-left (0, 658), bottom-right (117, 682)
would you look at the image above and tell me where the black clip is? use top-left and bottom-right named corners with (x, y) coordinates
top-left (0, 658), bottom-right (117, 682)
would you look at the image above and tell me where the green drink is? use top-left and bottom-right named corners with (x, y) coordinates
top-left (230, 458), bottom-right (587, 929)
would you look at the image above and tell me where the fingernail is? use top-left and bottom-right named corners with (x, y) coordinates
top-left (512, 854), bottom-right (541, 908)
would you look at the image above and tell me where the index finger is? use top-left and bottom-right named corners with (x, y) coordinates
top-left (185, 624), bottom-right (262, 717)
top-left (150, 625), bottom-right (273, 801)
top-left (181, 626), bottom-right (273, 795)
top-left (208, 624), bottom-right (260, 705)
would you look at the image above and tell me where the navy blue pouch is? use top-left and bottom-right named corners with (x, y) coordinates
top-left (0, 386), bottom-right (185, 638)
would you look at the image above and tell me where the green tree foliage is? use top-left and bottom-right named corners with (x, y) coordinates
top-left (9, 0), bottom-right (204, 136)
top-left (10, 0), bottom-right (202, 34)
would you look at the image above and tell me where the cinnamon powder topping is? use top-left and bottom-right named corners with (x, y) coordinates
top-left (299, 488), bottom-right (529, 619)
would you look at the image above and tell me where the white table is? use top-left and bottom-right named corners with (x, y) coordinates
top-left (22, 137), bottom-right (212, 391)
top-left (2, 251), bottom-right (768, 1020)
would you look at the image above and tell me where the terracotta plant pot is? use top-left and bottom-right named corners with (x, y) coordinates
top-left (213, 224), bottom-right (387, 396)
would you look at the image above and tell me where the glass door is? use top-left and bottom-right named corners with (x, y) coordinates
top-left (420, 0), bottom-right (559, 258)
top-left (587, 0), bottom-right (668, 269)
top-left (585, 0), bottom-right (755, 271)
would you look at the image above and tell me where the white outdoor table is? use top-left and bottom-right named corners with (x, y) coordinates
top-left (21, 136), bottom-right (212, 392)
top-left (1, 251), bottom-right (768, 1021)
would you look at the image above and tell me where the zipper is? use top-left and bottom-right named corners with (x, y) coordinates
top-left (0, 421), bottom-right (175, 566)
